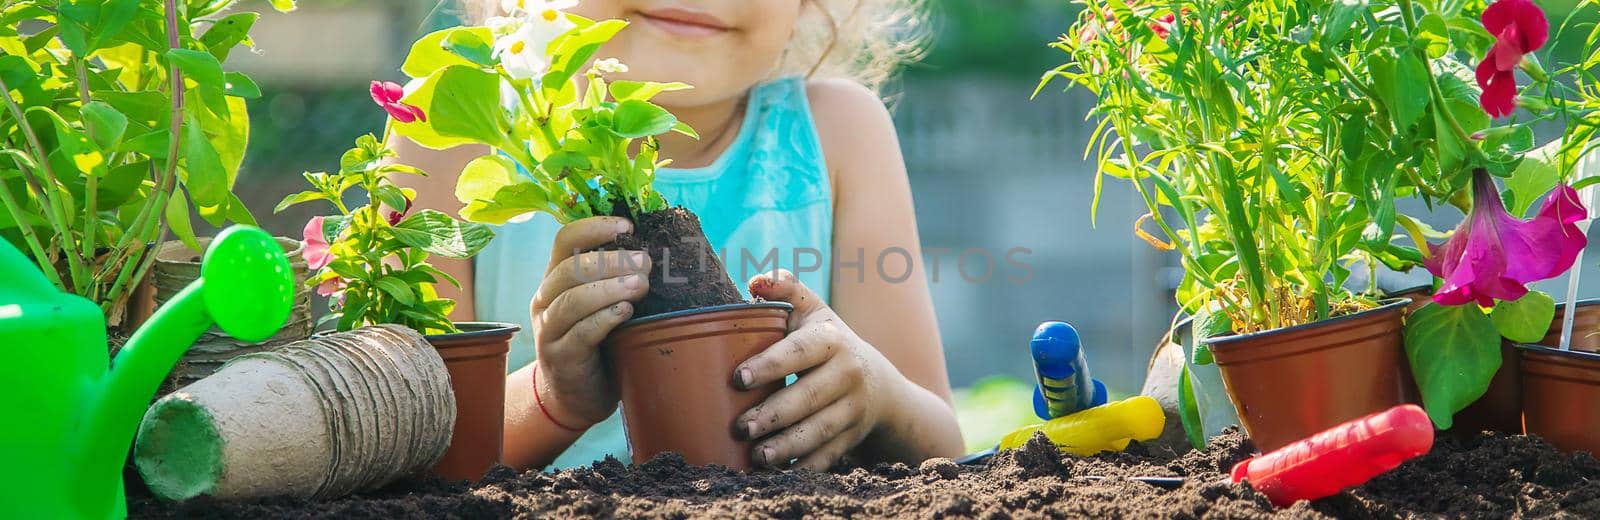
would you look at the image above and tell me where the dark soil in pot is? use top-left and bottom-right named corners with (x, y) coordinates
top-left (602, 207), bottom-right (742, 319)
top-left (125, 429), bottom-right (1600, 518)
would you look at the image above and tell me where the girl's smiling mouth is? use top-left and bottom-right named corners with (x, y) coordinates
top-left (637, 8), bottom-right (732, 38)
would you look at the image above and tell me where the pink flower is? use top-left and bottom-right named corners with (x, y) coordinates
top-left (1425, 169), bottom-right (1587, 307)
top-left (370, 81), bottom-right (426, 123)
top-left (302, 216), bottom-right (333, 270)
top-left (1475, 0), bottom-right (1548, 118)
top-left (385, 197), bottom-right (413, 226)
top-left (316, 277), bottom-right (346, 298)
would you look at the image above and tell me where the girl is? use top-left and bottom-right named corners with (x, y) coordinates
top-left (396, 0), bottom-right (963, 471)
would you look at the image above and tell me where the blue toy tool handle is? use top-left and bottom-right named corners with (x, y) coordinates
top-left (1031, 321), bottom-right (1101, 419)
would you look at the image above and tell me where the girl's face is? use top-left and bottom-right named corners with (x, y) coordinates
top-left (570, 0), bottom-right (802, 108)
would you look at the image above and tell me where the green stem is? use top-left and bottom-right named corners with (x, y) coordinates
top-left (0, 73), bottom-right (86, 293)
top-left (74, 57), bottom-right (99, 297)
top-left (103, 0), bottom-right (187, 316)
top-left (0, 165), bottom-right (65, 289)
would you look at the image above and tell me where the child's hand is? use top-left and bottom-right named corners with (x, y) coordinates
top-left (530, 216), bottom-right (651, 428)
top-left (734, 270), bottom-right (908, 470)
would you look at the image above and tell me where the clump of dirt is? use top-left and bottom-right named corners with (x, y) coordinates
top-left (127, 429), bottom-right (1600, 519)
top-left (604, 207), bottom-right (743, 318)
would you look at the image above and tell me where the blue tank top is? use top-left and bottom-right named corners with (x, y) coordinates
top-left (475, 77), bottom-right (833, 469)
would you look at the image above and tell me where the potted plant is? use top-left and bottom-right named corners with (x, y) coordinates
top-left (0, 0), bottom-right (290, 337)
top-left (388, 5), bottom-right (789, 468)
top-left (1050, 0), bottom-right (1537, 450)
top-left (1388, 0), bottom-right (1600, 439)
top-left (1051, 0), bottom-right (1599, 449)
top-left (276, 126), bottom-right (503, 480)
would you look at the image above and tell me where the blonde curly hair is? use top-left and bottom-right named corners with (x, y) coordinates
top-left (454, 0), bottom-right (926, 93)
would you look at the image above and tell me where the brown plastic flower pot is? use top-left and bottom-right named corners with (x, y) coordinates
top-left (603, 302), bottom-right (793, 469)
top-left (1519, 345), bottom-right (1600, 455)
top-left (425, 322), bottom-right (520, 482)
top-left (1206, 299), bottom-right (1415, 452)
top-left (1456, 300), bottom-right (1600, 435)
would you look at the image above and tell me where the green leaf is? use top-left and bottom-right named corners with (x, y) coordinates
top-left (1417, 13), bottom-right (1450, 58)
top-left (223, 72), bottom-right (261, 99)
top-left (1374, 51), bottom-right (1430, 131)
top-left (97, 161), bottom-right (148, 209)
top-left (444, 27), bottom-right (495, 67)
top-left (200, 13), bottom-right (258, 62)
top-left (180, 114), bottom-right (227, 207)
top-left (374, 184), bottom-right (409, 213)
top-left (1492, 290), bottom-right (1556, 343)
top-left (267, 0), bottom-right (297, 13)
top-left (401, 27), bottom-right (493, 78)
top-left (609, 80), bottom-right (692, 102)
top-left (1404, 302), bottom-right (1502, 429)
top-left (392, 209), bottom-right (496, 259)
top-left (166, 49), bottom-right (227, 90)
top-left (374, 276), bottom-right (416, 306)
top-left (456, 154), bottom-right (520, 203)
top-left (396, 65), bottom-right (509, 150)
top-left (1321, 0), bottom-right (1368, 46)
top-left (544, 19), bottom-right (628, 87)
top-left (226, 192), bottom-right (257, 227)
top-left (165, 193), bottom-right (201, 252)
top-left (1178, 364), bottom-right (1205, 450)
top-left (274, 190), bottom-right (328, 213)
top-left (80, 101), bottom-right (128, 150)
top-left (461, 182), bottom-right (558, 225)
top-left (610, 100), bottom-right (677, 139)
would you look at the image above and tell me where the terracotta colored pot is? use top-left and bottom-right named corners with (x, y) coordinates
top-left (603, 302), bottom-right (792, 469)
top-left (1519, 345), bottom-right (1600, 455)
top-left (1206, 299), bottom-right (1415, 452)
top-left (426, 322), bottom-right (519, 481)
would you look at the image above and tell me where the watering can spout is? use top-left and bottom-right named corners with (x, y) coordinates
top-left (70, 226), bottom-right (295, 516)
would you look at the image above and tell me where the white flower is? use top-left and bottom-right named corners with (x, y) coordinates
top-left (491, 2), bottom-right (576, 80)
top-left (500, 0), bottom-right (577, 17)
top-left (591, 58), bottom-right (628, 75)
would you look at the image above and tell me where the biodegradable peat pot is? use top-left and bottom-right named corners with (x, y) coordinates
top-left (1206, 299), bottom-right (1415, 452)
top-left (425, 322), bottom-right (519, 482)
top-left (1519, 345), bottom-right (1600, 455)
top-left (152, 237), bottom-right (313, 392)
top-left (604, 302), bottom-right (793, 469)
top-left (134, 326), bottom-right (454, 500)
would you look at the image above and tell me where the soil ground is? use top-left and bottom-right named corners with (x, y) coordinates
top-left (604, 207), bottom-right (743, 318)
top-left (128, 428), bottom-right (1600, 519)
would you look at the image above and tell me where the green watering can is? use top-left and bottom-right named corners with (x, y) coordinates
top-left (0, 226), bottom-right (294, 518)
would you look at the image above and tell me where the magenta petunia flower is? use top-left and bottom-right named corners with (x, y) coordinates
top-left (302, 216), bottom-right (333, 270)
top-left (1425, 169), bottom-right (1587, 307)
top-left (1475, 0), bottom-right (1548, 118)
top-left (370, 81), bottom-right (426, 123)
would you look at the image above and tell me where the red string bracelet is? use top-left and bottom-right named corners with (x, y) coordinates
top-left (532, 365), bottom-right (583, 433)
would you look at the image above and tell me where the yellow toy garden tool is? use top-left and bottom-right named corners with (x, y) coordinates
top-left (0, 226), bottom-right (293, 519)
top-left (958, 396), bottom-right (1166, 464)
